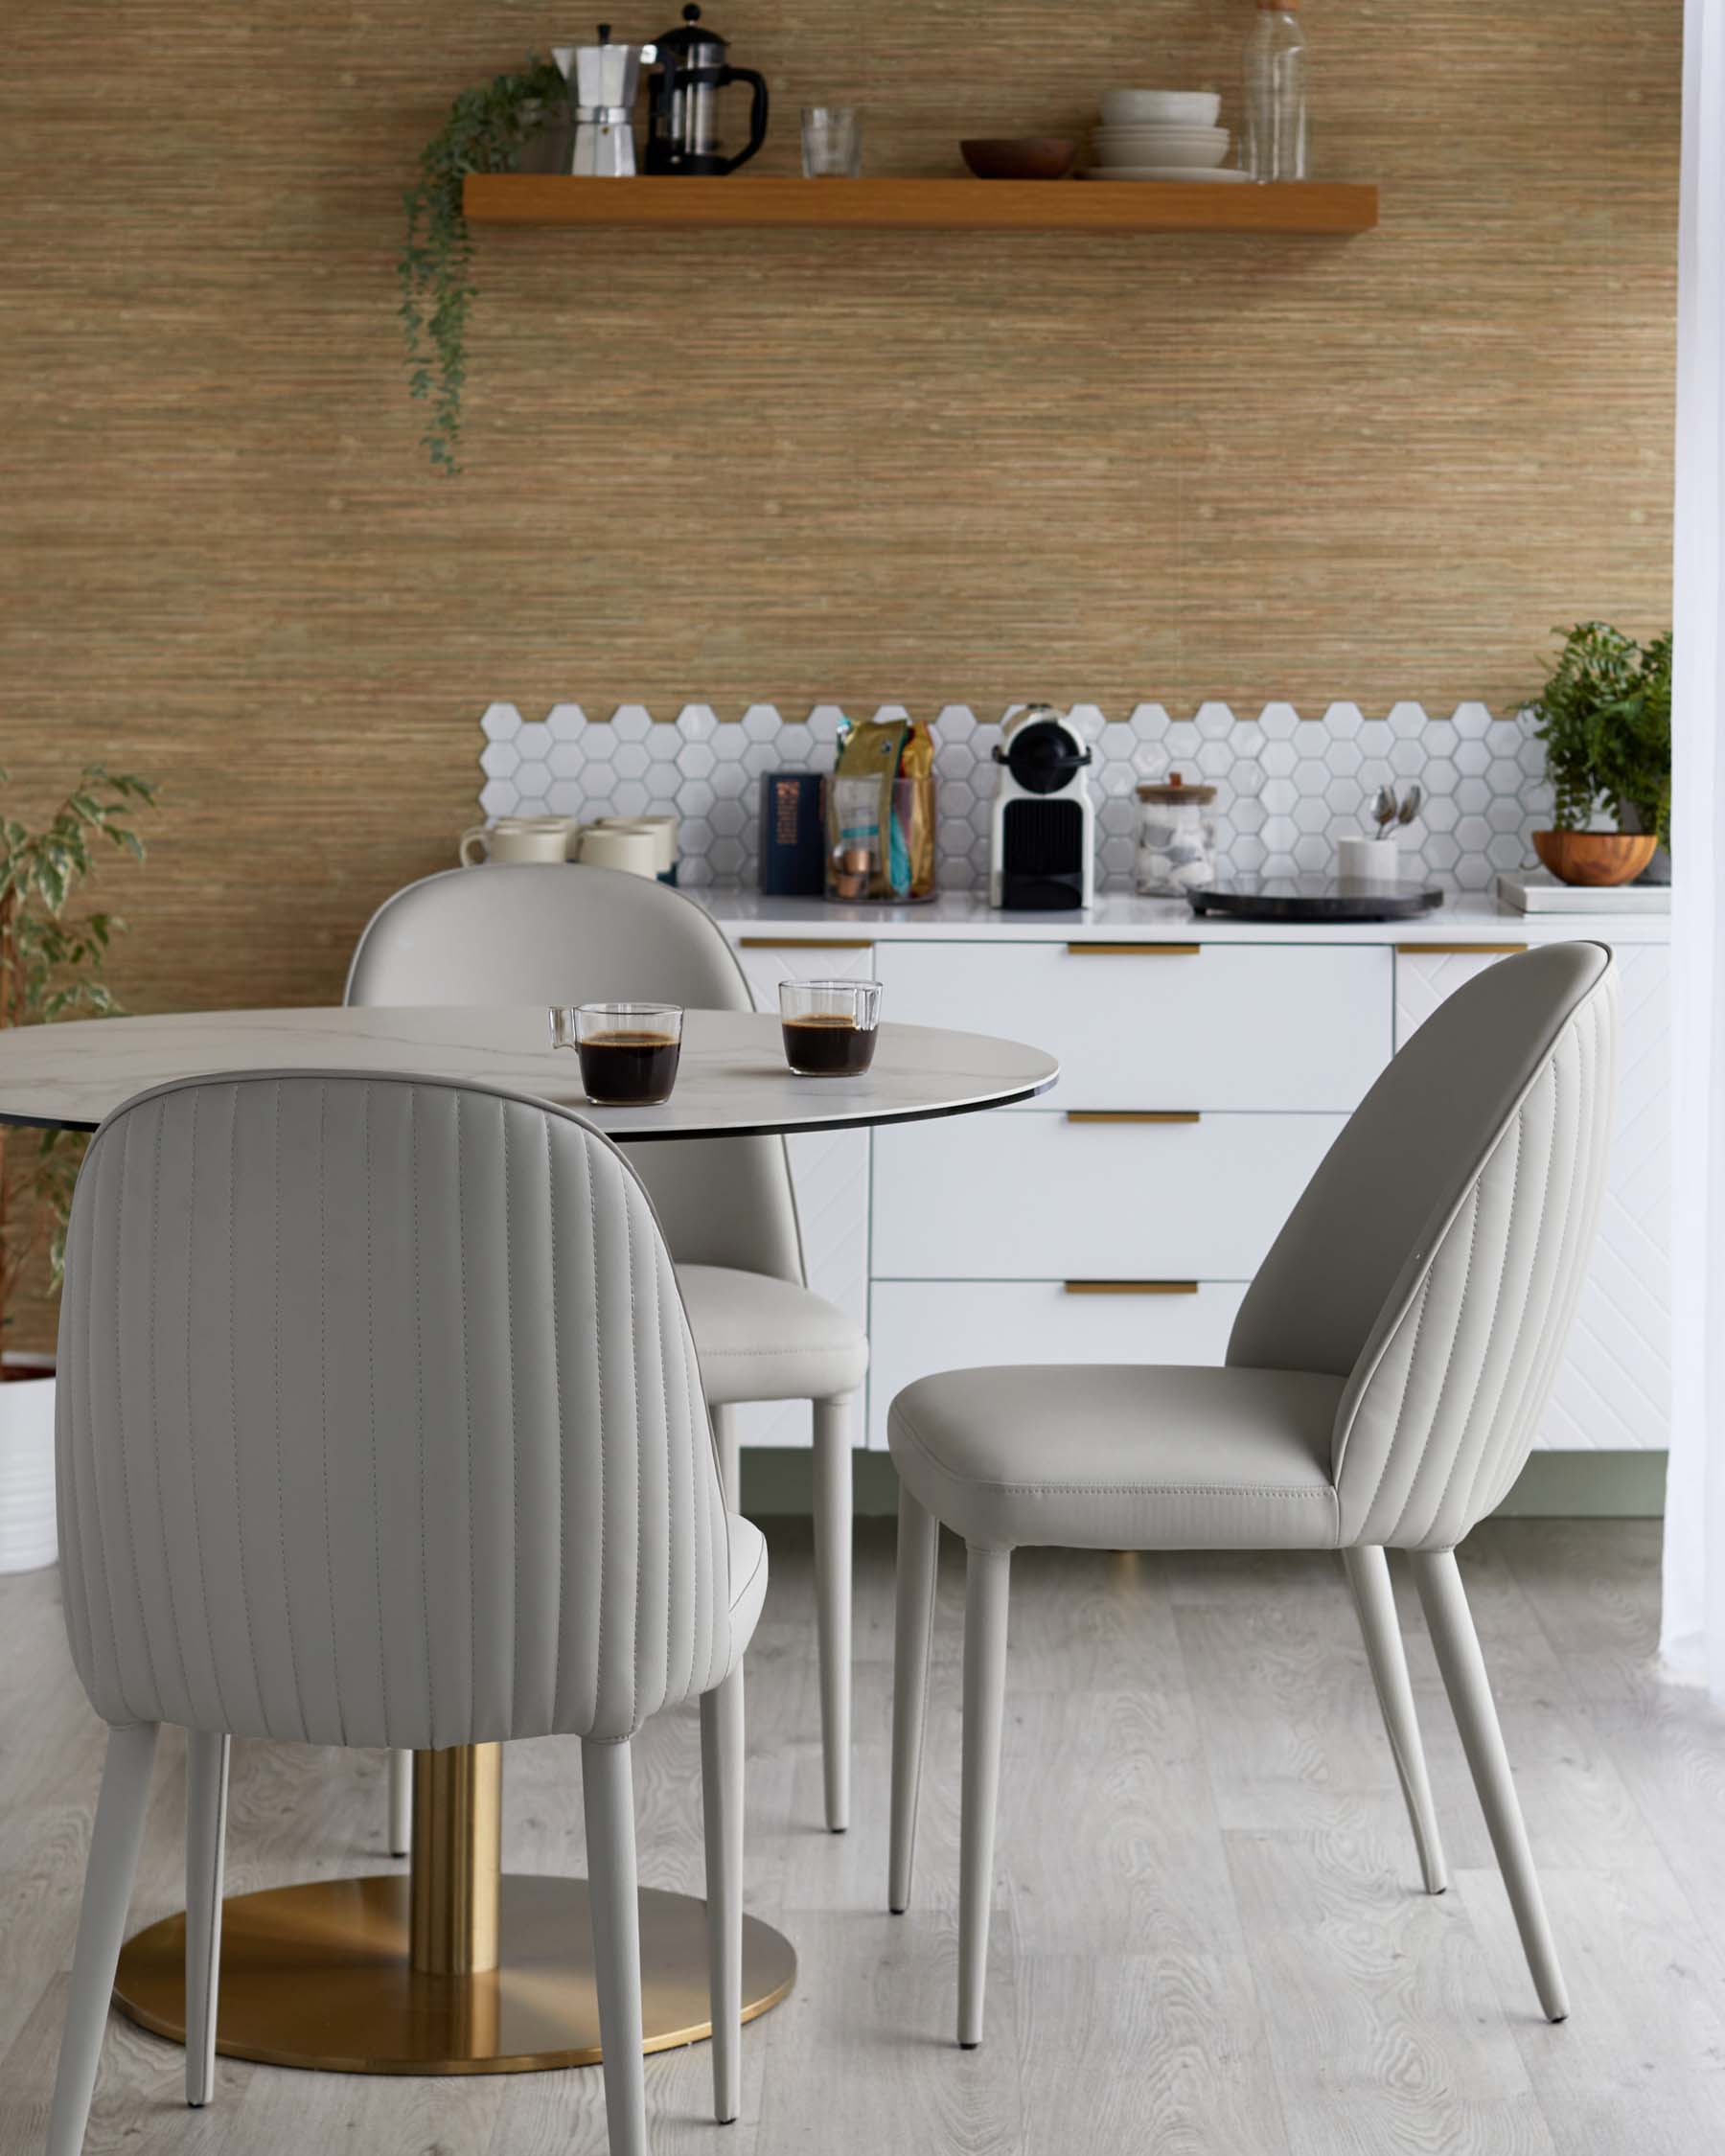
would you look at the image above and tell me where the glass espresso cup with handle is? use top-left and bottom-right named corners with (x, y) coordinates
top-left (551, 1002), bottom-right (683, 1105)
top-left (779, 978), bottom-right (882, 1075)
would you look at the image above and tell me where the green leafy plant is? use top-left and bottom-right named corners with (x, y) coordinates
top-left (399, 57), bottom-right (570, 474)
top-left (1524, 622), bottom-right (1672, 847)
top-left (0, 766), bottom-right (157, 1336)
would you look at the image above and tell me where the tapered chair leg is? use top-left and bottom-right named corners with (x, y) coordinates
top-left (711, 1403), bottom-right (742, 1513)
top-left (584, 1737), bottom-right (649, 2156)
top-left (700, 1666), bottom-right (745, 2125)
top-left (184, 1731), bottom-right (231, 2107)
top-left (888, 1484), bottom-right (940, 1915)
top-left (958, 1544), bottom-right (1011, 2050)
top-left (1344, 1547), bottom-right (1448, 1895)
top-left (386, 1748), bottom-right (412, 1857)
top-left (47, 1723), bottom-right (160, 2156)
top-left (812, 1393), bottom-right (855, 1833)
top-left (1412, 1548), bottom-right (1569, 2022)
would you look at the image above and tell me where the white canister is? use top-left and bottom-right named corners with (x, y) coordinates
top-left (577, 825), bottom-right (661, 879)
top-left (591, 815), bottom-right (678, 882)
top-left (459, 815), bottom-right (581, 865)
top-left (1135, 775), bottom-right (1218, 896)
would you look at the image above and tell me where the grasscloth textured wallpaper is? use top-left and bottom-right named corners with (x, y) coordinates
top-left (0, 0), bottom-right (1680, 1030)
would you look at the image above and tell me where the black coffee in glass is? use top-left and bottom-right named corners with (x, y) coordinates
top-left (781, 1015), bottom-right (878, 1076)
top-left (577, 1030), bottom-right (681, 1105)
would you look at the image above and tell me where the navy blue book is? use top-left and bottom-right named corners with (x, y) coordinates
top-left (758, 771), bottom-right (827, 896)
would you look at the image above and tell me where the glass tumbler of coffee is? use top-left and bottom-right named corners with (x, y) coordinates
top-left (550, 1002), bottom-right (684, 1105)
top-left (779, 978), bottom-right (883, 1076)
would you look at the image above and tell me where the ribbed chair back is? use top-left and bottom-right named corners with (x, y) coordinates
top-left (345, 861), bottom-right (804, 1285)
top-left (1228, 942), bottom-right (1617, 1549)
top-left (56, 1071), bottom-right (736, 1750)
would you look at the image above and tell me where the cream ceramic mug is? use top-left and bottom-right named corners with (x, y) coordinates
top-left (591, 815), bottom-right (678, 878)
top-left (459, 815), bottom-right (581, 865)
top-left (576, 825), bottom-right (661, 879)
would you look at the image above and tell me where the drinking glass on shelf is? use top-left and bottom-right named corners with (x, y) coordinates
top-left (802, 105), bottom-right (862, 178)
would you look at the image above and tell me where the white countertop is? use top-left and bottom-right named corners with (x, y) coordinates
top-left (695, 890), bottom-right (1671, 946)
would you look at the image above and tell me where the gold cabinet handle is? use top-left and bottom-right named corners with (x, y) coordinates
top-left (1065, 1111), bottom-right (1201, 1125)
top-left (1067, 941), bottom-right (1201, 956)
top-left (738, 936), bottom-right (874, 951)
top-left (1063, 1280), bottom-right (1200, 1296)
top-left (1394, 941), bottom-right (1529, 955)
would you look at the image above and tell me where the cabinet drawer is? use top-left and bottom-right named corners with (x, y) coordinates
top-left (874, 941), bottom-right (1390, 1111)
top-left (731, 935), bottom-right (878, 1009)
top-left (872, 1111), bottom-right (1344, 1281)
top-left (867, 1280), bottom-right (1247, 1448)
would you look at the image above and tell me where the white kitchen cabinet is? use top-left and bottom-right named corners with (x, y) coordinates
top-left (871, 1110), bottom-right (1345, 1283)
top-left (703, 899), bottom-right (1670, 1461)
top-left (1395, 941), bottom-right (1671, 1451)
top-left (726, 937), bottom-right (875, 1449)
top-left (867, 1281), bottom-right (1248, 1449)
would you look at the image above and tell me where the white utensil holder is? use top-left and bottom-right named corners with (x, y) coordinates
top-left (1337, 836), bottom-right (1402, 881)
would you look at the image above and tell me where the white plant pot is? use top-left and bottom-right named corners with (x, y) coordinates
top-left (0, 1355), bottom-right (58, 1573)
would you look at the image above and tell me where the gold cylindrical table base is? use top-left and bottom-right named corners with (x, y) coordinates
top-left (410, 1744), bottom-right (502, 1975)
top-left (111, 1872), bottom-right (797, 2075)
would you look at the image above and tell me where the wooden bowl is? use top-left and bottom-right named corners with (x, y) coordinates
top-left (960, 138), bottom-right (1077, 181)
top-left (1531, 830), bottom-right (1659, 886)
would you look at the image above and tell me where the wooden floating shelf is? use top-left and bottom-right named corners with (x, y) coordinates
top-left (463, 174), bottom-right (1379, 236)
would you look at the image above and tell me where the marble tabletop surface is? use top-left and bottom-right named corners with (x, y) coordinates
top-left (0, 1004), bottom-right (1059, 1138)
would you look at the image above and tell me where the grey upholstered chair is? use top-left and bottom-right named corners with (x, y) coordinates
top-left (886, 942), bottom-right (1616, 2047)
top-left (46, 1071), bottom-right (767, 2156)
top-left (347, 864), bottom-right (865, 1841)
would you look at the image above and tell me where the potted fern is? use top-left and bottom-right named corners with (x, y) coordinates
top-left (0, 764), bottom-right (156, 1571)
top-left (1524, 622), bottom-right (1672, 886)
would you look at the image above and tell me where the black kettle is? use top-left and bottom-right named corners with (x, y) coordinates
top-left (645, 6), bottom-right (769, 174)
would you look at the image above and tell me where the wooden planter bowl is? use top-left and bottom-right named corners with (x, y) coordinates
top-left (960, 138), bottom-right (1077, 181)
top-left (1531, 830), bottom-right (1659, 887)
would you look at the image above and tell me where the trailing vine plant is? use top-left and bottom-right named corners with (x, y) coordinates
top-left (399, 57), bottom-right (570, 474)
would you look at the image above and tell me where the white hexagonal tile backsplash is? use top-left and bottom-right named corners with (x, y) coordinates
top-left (473, 701), bottom-right (1554, 894)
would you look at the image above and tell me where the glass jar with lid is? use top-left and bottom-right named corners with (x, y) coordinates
top-left (1135, 772), bottom-right (1218, 895)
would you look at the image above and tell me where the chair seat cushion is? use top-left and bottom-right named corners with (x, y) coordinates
top-left (678, 1264), bottom-right (868, 1406)
top-left (888, 1364), bottom-right (1346, 1551)
top-left (722, 1513), bottom-right (770, 1674)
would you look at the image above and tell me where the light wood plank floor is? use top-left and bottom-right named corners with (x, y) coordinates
top-left (6, 1519), bottom-right (1725, 2155)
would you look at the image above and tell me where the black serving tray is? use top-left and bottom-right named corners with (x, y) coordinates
top-left (1189, 875), bottom-right (1445, 923)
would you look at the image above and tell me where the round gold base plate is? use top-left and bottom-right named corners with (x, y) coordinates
top-left (112, 1873), bottom-right (796, 2076)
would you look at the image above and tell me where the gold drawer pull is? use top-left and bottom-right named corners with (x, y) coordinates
top-left (1394, 941), bottom-right (1529, 955)
top-left (1067, 941), bottom-right (1201, 957)
top-left (1063, 1280), bottom-right (1200, 1296)
top-left (1065, 1111), bottom-right (1201, 1125)
top-left (738, 936), bottom-right (874, 951)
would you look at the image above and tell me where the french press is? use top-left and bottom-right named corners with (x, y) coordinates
top-left (645, 5), bottom-right (770, 175)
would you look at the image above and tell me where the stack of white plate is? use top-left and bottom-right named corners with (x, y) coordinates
top-left (1083, 89), bottom-right (1247, 182)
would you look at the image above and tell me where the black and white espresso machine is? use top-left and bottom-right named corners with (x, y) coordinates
top-left (988, 703), bottom-right (1096, 909)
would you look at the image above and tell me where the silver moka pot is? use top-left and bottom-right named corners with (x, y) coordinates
top-left (552, 25), bottom-right (656, 176)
